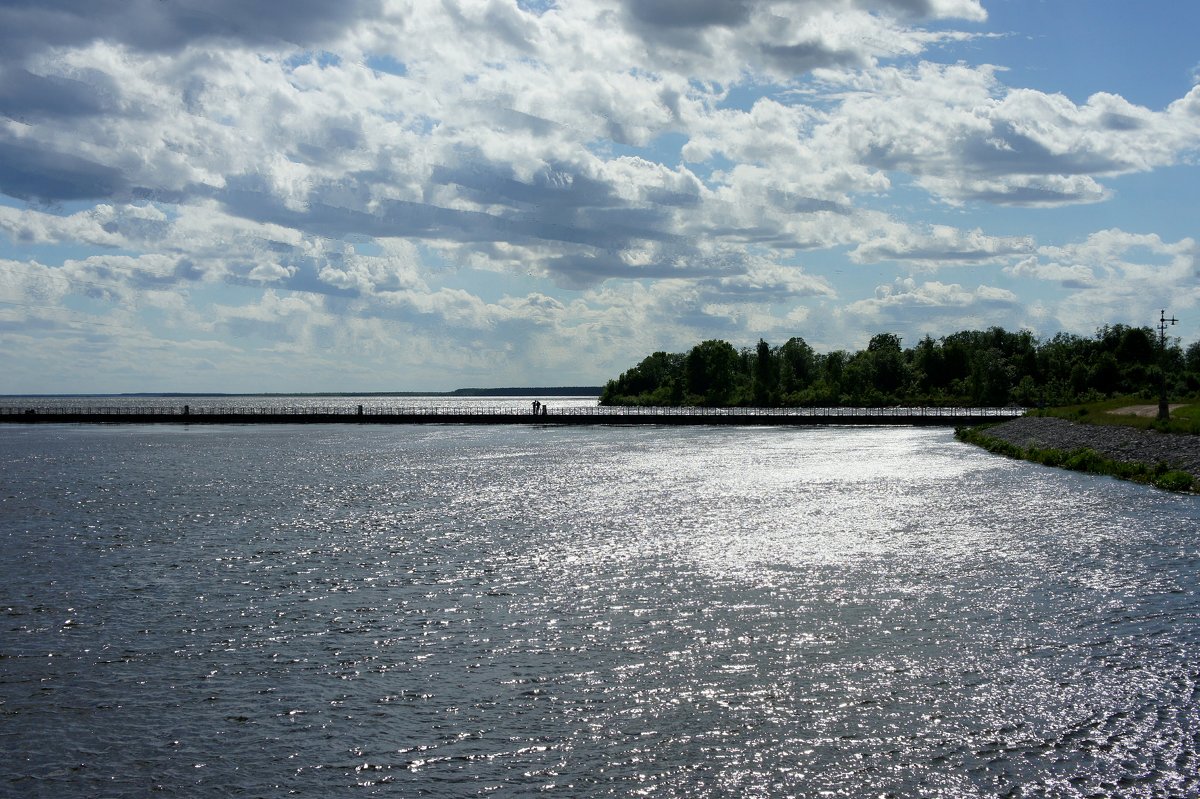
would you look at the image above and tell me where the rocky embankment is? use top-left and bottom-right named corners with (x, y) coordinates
top-left (980, 415), bottom-right (1200, 476)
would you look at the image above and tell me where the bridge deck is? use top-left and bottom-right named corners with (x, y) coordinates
top-left (0, 406), bottom-right (1022, 426)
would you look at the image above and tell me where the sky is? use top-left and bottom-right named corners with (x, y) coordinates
top-left (0, 0), bottom-right (1197, 393)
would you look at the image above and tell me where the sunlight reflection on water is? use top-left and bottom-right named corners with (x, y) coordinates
top-left (2, 423), bottom-right (1199, 797)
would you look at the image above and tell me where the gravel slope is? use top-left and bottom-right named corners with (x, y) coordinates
top-left (978, 415), bottom-right (1200, 476)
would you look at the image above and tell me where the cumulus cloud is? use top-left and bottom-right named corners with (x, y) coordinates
top-left (846, 277), bottom-right (1022, 338)
top-left (0, 66), bottom-right (119, 121)
top-left (851, 225), bottom-right (1035, 265)
top-left (1004, 256), bottom-right (1096, 289)
top-left (0, 203), bottom-right (144, 248)
top-left (613, 0), bottom-right (985, 79)
top-left (810, 64), bottom-right (1200, 206)
top-left (0, 141), bottom-right (130, 202)
top-left (625, 0), bottom-right (752, 30)
top-left (709, 259), bottom-right (836, 298)
top-left (1004, 230), bottom-right (1200, 333)
top-left (0, 1), bottom-right (1196, 389)
top-left (0, 0), bottom-right (379, 60)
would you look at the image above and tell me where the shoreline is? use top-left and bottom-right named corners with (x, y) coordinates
top-left (959, 416), bottom-right (1200, 492)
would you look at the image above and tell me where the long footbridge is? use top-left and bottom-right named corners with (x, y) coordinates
top-left (0, 404), bottom-right (1024, 427)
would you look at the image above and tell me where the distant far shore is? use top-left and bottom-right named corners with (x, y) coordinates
top-left (0, 387), bottom-right (603, 399)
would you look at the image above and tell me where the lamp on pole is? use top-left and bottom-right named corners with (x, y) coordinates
top-left (1157, 309), bottom-right (1178, 421)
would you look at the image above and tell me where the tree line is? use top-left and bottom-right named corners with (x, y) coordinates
top-left (599, 326), bottom-right (1200, 407)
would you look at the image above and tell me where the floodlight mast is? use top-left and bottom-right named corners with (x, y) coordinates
top-left (1157, 309), bottom-right (1178, 422)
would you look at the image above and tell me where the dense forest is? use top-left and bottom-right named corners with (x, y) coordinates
top-left (599, 326), bottom-right (1200, 408)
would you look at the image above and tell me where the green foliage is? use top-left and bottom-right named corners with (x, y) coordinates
top-left (752, 339), bottom-right (777, 406)
top-left (599, 351), bottom-right (685, 406)
top-left (600, 323), bottom-right (1194, 410)
top-left (1154, 470), bottom-right (1196, 491)
top-left (685, 339), bottom-right (742, 405)
top-left (1063, 448), bottom-right (1106, 473)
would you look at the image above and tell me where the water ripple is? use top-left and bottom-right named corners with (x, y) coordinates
top-left (2, 424), bottom-right (1198, 797)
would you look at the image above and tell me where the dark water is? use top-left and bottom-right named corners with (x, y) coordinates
top-left (2, 424), bottom-right (1198, 797)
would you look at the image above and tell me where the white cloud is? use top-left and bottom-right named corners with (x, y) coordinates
top-left (0, 1), bottom-right (1197, 390)
top-left (1001, 230), bottom-right (1199, 334)
top-left (812, 63), bottom-right (1200, 206)
top-left (1004, 256), bottom-right (1095, 288)
top-left (851, 225), bottom-right (1035, 265)
top-left (0, 204), bottom-right (134, 248)
top-left (249, 262), bottom-right (295, 282)
top-left (846, 277), bottom-right (1022, 339)
top-left (711, 259), bottom-right (836, 298)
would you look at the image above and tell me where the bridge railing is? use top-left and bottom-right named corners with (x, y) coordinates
top-left (1, 404), bottom-right (1026, 418)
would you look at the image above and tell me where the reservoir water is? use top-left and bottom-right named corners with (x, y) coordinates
top-left (2, 422), bottom-right (1198, 797)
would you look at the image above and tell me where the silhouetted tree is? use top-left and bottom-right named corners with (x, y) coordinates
top-left (600, 324), bottom-right (1200, 408)
top-left (686, 339), bottom-right (740, 405)
top-left (866, 333), bottom-right (906, 400)
top-left (778, 336), bottom-right (816, 396)
top-left (752, 339), bottom-right (776, 406)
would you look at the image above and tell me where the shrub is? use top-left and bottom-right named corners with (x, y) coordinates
top-left (1110, 461), bottom-right (1148, 481)
top-left (1031, 448), bottom-right (1066, 467)
top-left (1154, 471), bottom-right (1195, 492)
top-left (1063, 449), bottom-right (1105, 472)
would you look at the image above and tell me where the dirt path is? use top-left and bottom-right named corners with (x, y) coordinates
top-left (1107, 404), bottom-right (1185, 418)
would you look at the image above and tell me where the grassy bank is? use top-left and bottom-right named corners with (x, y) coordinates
top-left (1028, 396), bottom-right (1200, 435)
top-left (955, 424), bottom-right (1197, 493)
